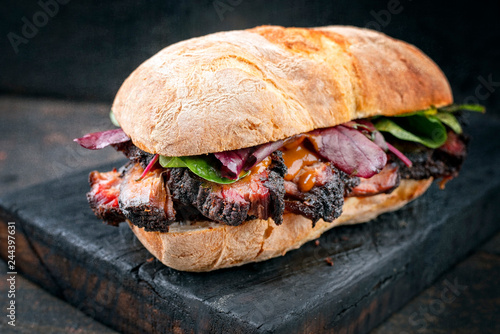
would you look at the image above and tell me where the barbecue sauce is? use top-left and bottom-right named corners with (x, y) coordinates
top-left (239, 157), bottom-right (271, 183)
top-left (280, 137), bottom-right (322, 192)
top-left (249, 156), bottom-right (271, 175)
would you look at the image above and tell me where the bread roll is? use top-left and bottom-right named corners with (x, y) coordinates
top-left (112, 26), bottom-right (452, 157)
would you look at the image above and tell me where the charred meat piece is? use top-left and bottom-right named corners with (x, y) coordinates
top-left (112, 140), bottom-right (154, 168)
top-left (167, 152), bottom-right (286, 226)
top-left (338, 169), bottom-right (360, 196)
top-left (284, 163), bottom-right (346, 226)
top-left (438, 131), bottom-right (467, 159)
top-left (349, 163), bottom-right (400, 197)
top-left (87, 169), bottom-right (125, 226)
top-left (119, 164), bottom-right (176, 232)
top-left (168, 167), bottom-right (249, 226)
top-left (390, 131), bottom-right (468, 180)
top-left (264, 157), bottom-right (286, 224)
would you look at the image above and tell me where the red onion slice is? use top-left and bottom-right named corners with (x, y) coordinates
top-left (386, 143), bottom-right (413, 167)
top-left (243, 140), bottom-right (284, 170)
top-left (135, 154), bottom-right (159, 181)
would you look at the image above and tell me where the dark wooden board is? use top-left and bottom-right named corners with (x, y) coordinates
top-left (373, 232), bottom-right (500, 333)
top-left (0, 114), bottom-right (499, 334)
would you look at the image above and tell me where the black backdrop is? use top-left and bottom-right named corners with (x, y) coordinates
top-left (1, 0), bottom-right (499, 115)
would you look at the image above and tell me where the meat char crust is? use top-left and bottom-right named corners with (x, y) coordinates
top-left (167, 167), bottom-right (250, 226)
top-left (284, 164), bottom-right (346, 226)
top-left (112, 140), bottom-right (154, 168)
top-left (390, 132), bottom-right (468, 180)
top-left (118, 164), bottom-right (175, 232)
top-left (167, 151), bottom-right (286, 226)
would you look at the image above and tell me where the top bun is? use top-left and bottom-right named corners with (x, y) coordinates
top-left (112, 25), bottom-right (452, 156)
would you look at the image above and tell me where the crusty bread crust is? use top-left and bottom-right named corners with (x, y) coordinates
top-left (112, 25), bottom-right (452, 156)
top-left (128, 179), bottom-right (433, 272)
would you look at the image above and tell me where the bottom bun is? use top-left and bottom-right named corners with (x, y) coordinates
top-left (128, 179), bottom-right (433, 272)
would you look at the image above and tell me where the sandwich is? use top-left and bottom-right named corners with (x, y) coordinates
top-left (75, 25), bottom-right (483, 272)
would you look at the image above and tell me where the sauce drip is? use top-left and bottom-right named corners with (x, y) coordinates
top-left (239, 156), bottom-right (272, 183)
top-left (280, 138), bottom-right (322, 192)
top-left (250, 156), bottom-right (271, 175)
top-left (297, 170), bottom-right (317, 192)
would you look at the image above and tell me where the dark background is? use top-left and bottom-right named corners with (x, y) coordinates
top-left (1, 0), bottom-right (499, 116)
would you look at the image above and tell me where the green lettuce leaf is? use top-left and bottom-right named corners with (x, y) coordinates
top-left (374, 104), bottom-right (484, 148)
top-left (159, 155), bottom-right (248, 184)
top-left (374, 115), bottom-right (447, 149)
top-left (438, 104), bottom-right (485, 113)
top-left (109, 110), bottom-right (120, 127)
top-left (159, 156), bottom-right (187, 168)
top-left (432, 113), bottom-right (462, 134)
top-left (392, 107), bottom-right (437, 118)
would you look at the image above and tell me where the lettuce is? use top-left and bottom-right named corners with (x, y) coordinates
top-left (374, 115), bottom-right (447, 149)
top-left (374, 104), bottom-right (483, 149)
top-left (432, 113), bottom-right (462, 134)
top-left (438, 104), bottom-right (485, 113)
top-left (109, 109), bottom-right (120, 127)
top-left (159, 155), bottom-right (248, 184)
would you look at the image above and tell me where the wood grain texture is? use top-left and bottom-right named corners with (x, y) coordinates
top-left (373, 233), bottom-right (500, 334)
top-left (0, 113), bottom-right (499, 333)
top-left (0, 261), bottom-right (117, 333)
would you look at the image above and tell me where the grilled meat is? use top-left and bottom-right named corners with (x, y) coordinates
top-left (119, 164), bottom-right (176, 232)
top-left (284, 163), bottom-right (347, 226)
top-left (349, 163), bottom-right (400, 197)
top-left (167, 152), bottom-right (286, 226)
top-left (112, 140), bottom-right (154, 168)
top-left (87, 131), bottom-right (468, 232)
top-left (87, 169), bottom-right (125, 226)
top-left (391, 131), bottom-right (468, 180)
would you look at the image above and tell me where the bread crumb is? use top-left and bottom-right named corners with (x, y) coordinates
top-left (147, 257), bottom-right (154, 262)
top-left (325, 257), bottom-right (334, 266)
top-left (314, 240), bottom-right (320, 246)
